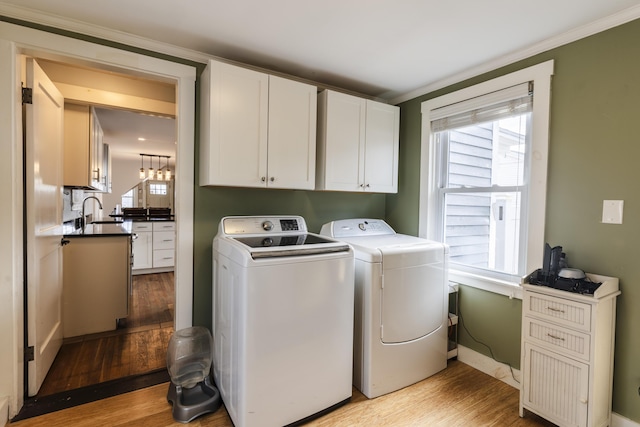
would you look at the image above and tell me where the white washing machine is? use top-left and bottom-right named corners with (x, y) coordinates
top-left (212, 216), bottom-right (355, 427)
top-left (321, 218), bottom-right (449, 398)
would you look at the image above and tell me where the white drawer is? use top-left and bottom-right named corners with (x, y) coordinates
top-left (153, 249), bottom-right (174, 267)
top-left (153, 221), bottom-right (175, 231)
top-left (524, 291), bottom-right (592, 332)
top-left (523, 316), bottom-right (591, 362)
top-left (132, 222), bottom-right (153, 232)
top-left (153, 231), bottom-right (175, 250)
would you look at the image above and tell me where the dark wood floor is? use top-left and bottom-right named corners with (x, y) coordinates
top-left (36, 272), bottom-right (175, 397)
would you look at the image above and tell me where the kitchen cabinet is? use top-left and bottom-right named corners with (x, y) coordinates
top-left (63, 103), bottom-right (106, 191)
top-left (199, 59), bottom-right (317, 189)
top-left (62, 235), bottom-right (131, 337)
top-left (132, 222), bottom-right (153, 271)
top-left (132, 221), bottom-right (175, 274)
top-left (519, 276), bottom-right (620, 427)
top-left (316, 90), bottom-right (399, 193)
top-left (152, 221), bottom-right (175, 268)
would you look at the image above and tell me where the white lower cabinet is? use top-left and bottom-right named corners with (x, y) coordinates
top-left (132, 222), bottom-right (153, 271)
top-left (519, 276), bottom-right (620, 427)
top-left (132, 221), bottom-right (174, 274)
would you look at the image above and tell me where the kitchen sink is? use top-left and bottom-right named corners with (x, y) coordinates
top-left (91, 220), bottom-right (124, 224)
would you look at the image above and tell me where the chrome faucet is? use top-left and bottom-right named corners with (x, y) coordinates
top-left (81, 196), bottom-right (103, 228)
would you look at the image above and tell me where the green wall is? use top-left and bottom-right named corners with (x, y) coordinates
top-left (192, 186), bottom-right (386, 327)
top-left (386, 18), bottom-right (640, 422)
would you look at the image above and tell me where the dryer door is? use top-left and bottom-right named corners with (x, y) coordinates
top-left (380, 247), bottom-right (445, 343)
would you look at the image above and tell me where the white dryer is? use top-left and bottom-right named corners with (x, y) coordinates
top-left (321, 218), bottom-right (449, 398)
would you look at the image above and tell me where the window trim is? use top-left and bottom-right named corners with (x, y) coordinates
top-left (419, 60), bottom-right (554, 297)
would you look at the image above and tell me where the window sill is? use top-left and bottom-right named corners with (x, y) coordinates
top-left (449, 269), bottom-right (523, 300)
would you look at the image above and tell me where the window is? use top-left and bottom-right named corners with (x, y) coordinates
top-left (149, 183), bottom-right (168, 195)
top-left (420, 61), bottom-right (553, 292)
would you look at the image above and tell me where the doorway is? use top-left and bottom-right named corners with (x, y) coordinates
top-left (0, 21), bottom-right (196, 419)
top-left (28, 60), bottom-right (179, 397)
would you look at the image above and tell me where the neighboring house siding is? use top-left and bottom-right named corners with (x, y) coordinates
top-left (444, 123), bottom-right (493, 267)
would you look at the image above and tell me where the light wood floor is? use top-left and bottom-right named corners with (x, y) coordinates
top-left (37, 272), bottom-right (175, 396)
top-left (15, 360), bottom-right (555, 427)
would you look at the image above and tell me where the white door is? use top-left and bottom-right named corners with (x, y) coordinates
top-left (25, 58), bottom-right (65, 396)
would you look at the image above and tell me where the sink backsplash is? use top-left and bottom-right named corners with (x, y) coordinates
top-left (62, 188), bottom-right (84, 223)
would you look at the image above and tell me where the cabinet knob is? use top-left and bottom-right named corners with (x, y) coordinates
top-left (261, 177), bottom-right (266, 182)
top-left (269, 177), bottom-right (275, 182)
top-left (366, 184), bottom-right (370, 188)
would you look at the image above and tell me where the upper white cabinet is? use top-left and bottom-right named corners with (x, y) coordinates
top-left (200, 59), bottom-right (317, 190)
top-left (63, 103), bottom-right (105, 191)
top-left (316, 90), bottom-right (399, 193)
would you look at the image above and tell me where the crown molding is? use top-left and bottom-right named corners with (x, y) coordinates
top-left (390, 4), bottom-right (640, 105)
top-left (2, 2), bottom-right (640, 105)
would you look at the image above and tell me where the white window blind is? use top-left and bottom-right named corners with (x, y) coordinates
top-left (430, 82), bottom-right (532, 132)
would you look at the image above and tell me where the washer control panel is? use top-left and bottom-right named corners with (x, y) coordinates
top-left (222, 216), bottom-right (307, 235)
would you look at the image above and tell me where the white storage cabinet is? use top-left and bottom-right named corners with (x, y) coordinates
top-left (200, 59), bottom-right (317, 190)
top-left (316, 89), bottom-right (399, 193)
top-left (519, 275), bottom-right (620, 427)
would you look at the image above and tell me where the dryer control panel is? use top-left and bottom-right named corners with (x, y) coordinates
top-left (321, 219), bottom-right (395, 238)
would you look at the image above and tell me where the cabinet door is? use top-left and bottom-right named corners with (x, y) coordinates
top-left (63, 104), bottom-right (91, 188)
top-left (132, 231), bottom-right (153, 270)
top-left (364, 100), bottom-right (399, 193)
top-left (90, 107), bottom-right (105, 191)
top-left (266, 75), bottom-right (317, 190)
top-left (317, 90), bottom-right (366, 191)
top-left (522, 343), bottom-right (589, 427)
top-left (200, 59), bottom-right (268, 187)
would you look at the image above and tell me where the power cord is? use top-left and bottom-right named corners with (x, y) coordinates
top-left (457, 309), bottom-right (520, 384)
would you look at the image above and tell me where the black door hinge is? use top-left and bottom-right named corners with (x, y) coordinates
top-left (25, 346), bottom-right (34, 362)
top-left (22, 87), bottom-right (33, 104)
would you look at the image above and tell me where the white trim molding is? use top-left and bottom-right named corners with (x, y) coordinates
top-left (0, 21), bottom-right (195, 418)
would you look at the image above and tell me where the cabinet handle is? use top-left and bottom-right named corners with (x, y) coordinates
top-left (547, 333), bottom-right (565, 341)
top-left (546, 307), bottom-right (565, 313)
top-left (60, 238), bottom-right (70, 247)
top-left (261, 177), bottom-right (266, 182)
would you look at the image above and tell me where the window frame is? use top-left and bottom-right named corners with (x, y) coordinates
top-left (419, 61), bottom-right (554, 298)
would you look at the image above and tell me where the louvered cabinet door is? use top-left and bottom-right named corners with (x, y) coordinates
top-left (522, 343), bottom-right (589, 427)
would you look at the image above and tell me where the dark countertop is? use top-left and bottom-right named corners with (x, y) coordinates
top-left (109, 214), bottom-right (175, 221)
top-left (63, 221), bottom-right (133, 238)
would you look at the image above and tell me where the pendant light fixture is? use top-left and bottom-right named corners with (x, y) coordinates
top-left (147, 155), bottom-right (155, 180)
top-left (165, 156), bottom-right (172, 181)
top-left (139, 154), bottom-right (145, 180)
top-left (157, 155), bottom-right (163, 181)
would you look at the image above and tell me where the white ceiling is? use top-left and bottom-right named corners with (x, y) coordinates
top-left (2, 1), bottom-right (640, 156)
top-left (2, 0), bottom-right (639, 101)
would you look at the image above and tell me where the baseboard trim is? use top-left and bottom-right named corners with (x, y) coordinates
top-left (456, 345), bottom-right (639, 427)
top-left (1, 396), bottom-right (8, 427)
top-left (456, 345), bottom-right (521, 389)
